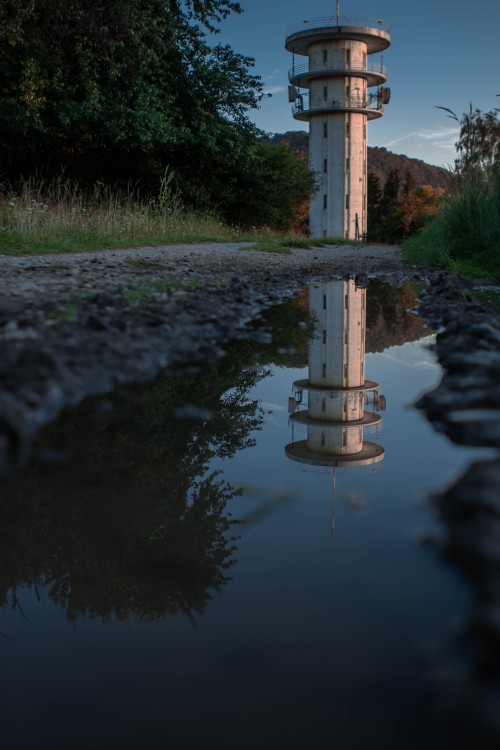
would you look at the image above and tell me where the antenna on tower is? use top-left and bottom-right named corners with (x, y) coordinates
top-left (336, 1), bottom-right (340, 25)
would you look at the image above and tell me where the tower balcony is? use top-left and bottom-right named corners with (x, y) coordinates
top-left (285, 440), bottom-right (384, 468)
top-left (285, 17), bottom-right (391, 56)
top-left (292, 91), bottom-right (384, 121)
top-left (289, 60), bottom-right (387, 89)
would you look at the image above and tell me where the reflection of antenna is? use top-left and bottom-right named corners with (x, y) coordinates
top-left (332, 468), bottom-right (336, 541)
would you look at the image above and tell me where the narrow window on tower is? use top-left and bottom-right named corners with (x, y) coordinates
top-left (322, 364), bottom-right (327, 378)
top-left (323, 85), bottom-right (328, 102)
top-left (362, 51), bottom-right (367, 68)
top-left (322, 398), bottom-right (326, 413)
top-left (346, 48), bottom-right (351, 68)
top-left (344, 364), bottom-right (348, 379)
top-left (346, 84), bottom-right (351, 100)
top-left (344, 294), bottom-right (348, 309)
top-left (322, 329), bottom-right (327, 344)
top-left (346, 114), bottom-right (350, 137)
top-left (323, 194), bottom-right (327, 209)
top-left (321, 432), bottom-right (326, 446)
top-left (323, 122), bottom-right (328, 138)
top-left (346, 194), bottom-right (350, 209)
top-left (323, 49), bottom-right (328, 64)
top-left (342, 430), bottom-right (347, 447)
top-left (323, 158), bottom-right (327, 173)
top-left (346, 156), bottom-right (350, 172)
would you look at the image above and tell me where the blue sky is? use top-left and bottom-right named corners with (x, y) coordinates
top-left (215, 0), bottom-right (500, 167)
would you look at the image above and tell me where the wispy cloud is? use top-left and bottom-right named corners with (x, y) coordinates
top-left (264, 85), bottom-right (286, 96)
top-left (266, 69), bottom-right (282, 80)
top-left (384, 126), bottom-right (459, 151)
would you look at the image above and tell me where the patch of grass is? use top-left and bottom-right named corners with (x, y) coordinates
top-left (266, 236), bottom-right (361, 250)
top-left (151, 278), bottom-right (182, 292)
top-left (121, 278), bottom-right (184, 306)
top-left (320, 236), bottom-right (361, 246)
top-left (127, 257), bottom-right (159, 268)
top-left (248, 242), bottom-right (292, 254)
top-left (45, 304), bottom-right (78, 323)
top-left (50, 261), bottom-right (70, 269)
top-left (280, 237), bottom-right (319, 249)
top-left (121, 287), bottom-right (150, 306)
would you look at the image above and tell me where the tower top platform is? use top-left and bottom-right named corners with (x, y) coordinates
top-left (285, 17), bottom-right (391, 55)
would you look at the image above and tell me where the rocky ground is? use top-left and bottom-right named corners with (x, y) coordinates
top-left (0, 242), bottom-right (407, 472)
top-left (1, 240), bottom-right (500, 741)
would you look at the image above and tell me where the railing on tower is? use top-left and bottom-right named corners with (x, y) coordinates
top-left (286, 17), bottom-right (390, 38)
top-left (292, 90), bottom-right (384, 117)
top-left (288, 60), bottom-right (386, 80)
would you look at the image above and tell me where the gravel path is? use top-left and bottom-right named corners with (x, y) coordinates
top-left (0, 242), bottom-right (406, 469)
top-left (0, 241), bottom-right (404, 309)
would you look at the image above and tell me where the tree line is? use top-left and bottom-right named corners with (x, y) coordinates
top-left (0, 0), bottom-right (314, 229)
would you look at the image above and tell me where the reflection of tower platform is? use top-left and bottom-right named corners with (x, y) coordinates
top-left (290, 410), bottom-right (382, 429)
top-left (285, 440), bottom-right (384, 468)
top-left (292, 378), bottom-right (380, 393)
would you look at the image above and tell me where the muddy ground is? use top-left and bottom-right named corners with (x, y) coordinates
top-left (1, 240), bottom-right (500, 741)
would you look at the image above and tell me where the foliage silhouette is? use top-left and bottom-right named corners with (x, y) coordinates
top-left (0, 301), bottom-right (311, 624)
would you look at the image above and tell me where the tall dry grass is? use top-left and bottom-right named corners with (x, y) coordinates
top-left (0, 173), bottom-right (262, 255)
top-left (402, 169), bottom-right (500, 276)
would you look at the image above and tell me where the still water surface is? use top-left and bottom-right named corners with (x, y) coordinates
top-left (0, 279), bottom-right (485, 749)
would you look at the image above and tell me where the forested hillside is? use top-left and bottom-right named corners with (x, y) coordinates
top-left (269, 131), bottom-right (453, 190)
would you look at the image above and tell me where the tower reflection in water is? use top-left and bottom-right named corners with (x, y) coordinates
top-left (286, 278), bottom-right (386, 519)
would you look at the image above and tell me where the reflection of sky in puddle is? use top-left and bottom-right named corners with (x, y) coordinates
top-left (0, 280), bottom-right (491, 750)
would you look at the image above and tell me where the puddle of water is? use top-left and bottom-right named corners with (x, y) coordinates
top-left (0, 279), bottom-right (488, 750)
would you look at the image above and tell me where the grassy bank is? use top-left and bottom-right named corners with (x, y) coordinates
top-left (402, 173), bottom-right (500, 277)
top-left (0, 179), bottom-right (280, 255)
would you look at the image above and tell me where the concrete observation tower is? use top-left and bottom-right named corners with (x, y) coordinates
top-left (285, 3), bottom-right (391, 239)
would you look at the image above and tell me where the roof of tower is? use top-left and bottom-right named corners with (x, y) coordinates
top-left (285, 17), bottom-right (391, 56)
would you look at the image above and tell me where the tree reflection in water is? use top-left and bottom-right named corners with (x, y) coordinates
top-left (0, 285), bottom-right (422, 627)
top-left (0, 301), bottom-right (312, 626)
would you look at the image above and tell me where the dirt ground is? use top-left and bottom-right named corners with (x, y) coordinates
top-left (0, 242), bottom-right (409, 463)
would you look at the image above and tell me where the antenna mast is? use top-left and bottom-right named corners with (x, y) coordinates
top-left (336, 1), bottom-right (340, 25)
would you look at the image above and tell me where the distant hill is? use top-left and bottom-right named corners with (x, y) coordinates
top-left (268, 131), bottom-right (454, 190)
